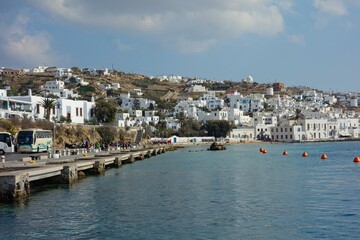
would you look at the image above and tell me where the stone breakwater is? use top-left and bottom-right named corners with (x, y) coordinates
top-left (0, 146), bottom-right (175, 203)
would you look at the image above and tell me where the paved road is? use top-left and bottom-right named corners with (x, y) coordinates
top-left (2, 152), bottom-right (48, 162)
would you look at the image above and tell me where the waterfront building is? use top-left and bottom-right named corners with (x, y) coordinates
top-left (228, 127), bottom-right (255, 141)
top-left (270, 122), bottom-right (304, 142)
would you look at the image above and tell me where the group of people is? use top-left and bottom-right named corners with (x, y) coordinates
top-left (82, 140), bottom-right (134, 151)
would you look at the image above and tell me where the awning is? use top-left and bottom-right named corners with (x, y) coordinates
top-left (339, 133), bottom-right (352, 137)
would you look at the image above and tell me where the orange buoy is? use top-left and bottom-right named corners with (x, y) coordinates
top-left (262, 149), bottom-right (267, 154)
top-left (353, 156), bottom-right (360, 163)
top-left (321, 154), bottom-right (328, 160)
top-left (302, 152), bottom-right (308, 157)
top-left (259, 148), bottom-right (264, 152)
top-left (283, 150), bottom-right (288, 155)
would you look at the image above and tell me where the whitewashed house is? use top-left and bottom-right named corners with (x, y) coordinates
top-left (131, 89), bottom-right (143, 96)
top-left (270, 122), bottom-right (305, 142)
top-left (43, 80), bottom-right (78, 99)
top-left (55, 98), bottom-right (95, 124)
top-left (198, 109), bottom-right (228, 123)
top-left (187, 85), bottom-right (207, 93)
top-left (228, 127), bottom-right (255, 141)
top-left (0, 89), bottom-right (94, 123)
top-left (31, 65), bottom-right (47, 73)
top-left (120, 93), bottom-right (156, 111)
top-left (129, 110), bottom-right (143, 118)
top-left (55, 68), bottom-right (72, 78)
top-left (165, 117), bottom-right (181, 131)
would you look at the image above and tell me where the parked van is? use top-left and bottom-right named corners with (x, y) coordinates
top-left (0, 132), bottom-right (15, 155)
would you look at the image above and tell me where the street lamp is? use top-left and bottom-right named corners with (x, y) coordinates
top-left (53, 124), bottom-right (56, 157)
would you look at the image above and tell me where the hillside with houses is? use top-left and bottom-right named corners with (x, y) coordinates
top-left (1, 65), bottom-right (360, 145)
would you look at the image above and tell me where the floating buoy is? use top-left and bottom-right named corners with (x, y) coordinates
top-left (321, 154), bottom-right (328, 160)
top-left (353, 157), bottom-right (360, 163)
top-left (259, 147), bottom-right (264, 152)
top-left (262, 149), bottom-right (267, 154)
top-left (302, 152), bottom-right (308, 157)
top-left (283, 150), bottom-right (288, 155)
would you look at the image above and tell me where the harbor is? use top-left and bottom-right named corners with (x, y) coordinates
top-left (0, 146), bottom-right (173, 202)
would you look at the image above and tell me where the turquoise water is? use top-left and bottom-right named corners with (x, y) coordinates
top-left (1, 142), bottom-right (360, 239)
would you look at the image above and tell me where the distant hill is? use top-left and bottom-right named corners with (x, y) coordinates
top-left (0, 70), bottom-right (317, 102)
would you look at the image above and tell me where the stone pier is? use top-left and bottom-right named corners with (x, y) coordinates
top-left (91, 160), bottom-right (106, 174)
top-left (61, 165), bottom-right (78, 184)
top-left (113, 157), bottom-right (122, 168)
top-left (123, 154), bottom-right (135, 164)
top-left (0, 173), bottom-right (30, 202)
top-left (0, 146), bottom-right (174, 202)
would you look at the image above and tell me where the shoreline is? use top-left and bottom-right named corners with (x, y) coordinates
top-left (161, 137), bottom-right (360, 148)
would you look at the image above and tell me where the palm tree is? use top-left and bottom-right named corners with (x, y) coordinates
top-left (41, 97), bottom-right (56, 121)
top-left (290, 108), bottom-right (305, 120)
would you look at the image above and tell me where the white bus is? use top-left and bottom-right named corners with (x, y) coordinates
top-left (0, 132), bottom-right (15, 155)
top-left (16, 129), bottom-right (53, 153)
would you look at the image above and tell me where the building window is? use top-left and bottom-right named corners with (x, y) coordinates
top-left (76, 108), bottom-right (79, 116)
top-left (80, 108), bottom-right (83, 117)
top-left (36, 104), bottom-right (40, 114)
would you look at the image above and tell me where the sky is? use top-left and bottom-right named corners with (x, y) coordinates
top-left (0, 0), bottom-right (359, 92)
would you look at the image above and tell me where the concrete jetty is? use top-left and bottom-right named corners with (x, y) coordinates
top-left (0, 146), bottom-right (172, 202)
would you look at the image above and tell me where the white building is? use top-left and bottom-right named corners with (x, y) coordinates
top-left (43, 80), bottom-right (78, 99)
top-left (187, 85), bottom-right (207, 93)
top-left (270, 123), bottom-right (304, 142)
top-left (131, 89), bottom-right (143, 96)
top-left (31, 66), bottom-right (47, 73)
top-left (0, 89), bottom-right (94, 123)
top-left (228, 127), bottom-right (255, 141)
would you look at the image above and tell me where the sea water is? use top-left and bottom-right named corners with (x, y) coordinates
top-left (1, 142), bottom-right (360, 239)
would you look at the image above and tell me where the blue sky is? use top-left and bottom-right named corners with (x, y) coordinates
top-left (1, 0), bottom-right (359, 92)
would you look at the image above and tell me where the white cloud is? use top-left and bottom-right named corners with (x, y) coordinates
top-left (29, 0), bottom-right (288, 53)
top-left (313, 0), bottom-right (347, 16)
top-left (0, 14), bottom-right (60, 66)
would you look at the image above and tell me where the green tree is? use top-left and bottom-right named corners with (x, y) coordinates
top-left (155, 120), bottom-right (176, 138)
top-left (178, 117), bottom-right (206, 137)
top-left (41, 97), bottom-right (56, 121)
top-left (96, 126), bottom-right (117, 144)
top-left (203, 120), bottom-right (235, 138)
top-left (94, 99), bottom-right (118, 123)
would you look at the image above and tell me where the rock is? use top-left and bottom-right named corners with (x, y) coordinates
top-left (208, 142), bottom-right (226, 151)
